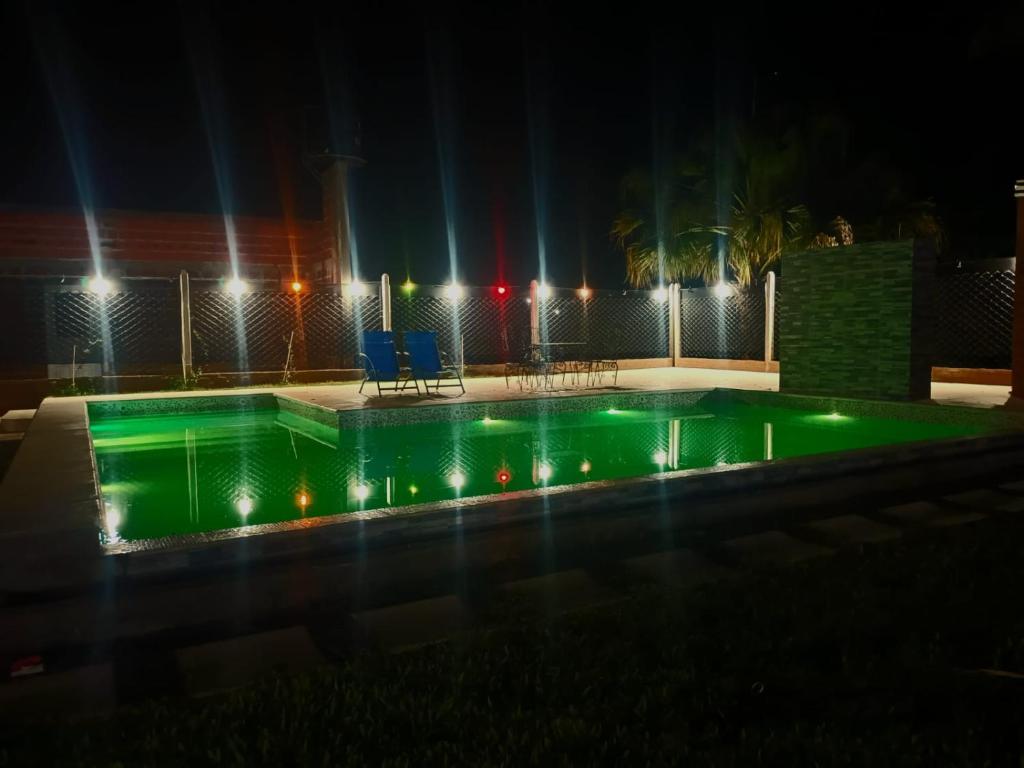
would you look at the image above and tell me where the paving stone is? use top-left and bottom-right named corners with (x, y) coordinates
top-left (352, 594), bottom-right (470, 651)
top-left (878, 501), bottom-right (949, 525)
top-left (176, 626), bottom-right (323, 696)
top-left (618, 548), bottom-right (732, 587)
top-left (927, 511), bottom-right (989, 527)
top-left (879, 500), bottom-right (988, 527)
top-left (0, 409), bottom-right (35, 433)
top-left (498, 568), bottom-right (610, 612)
top-left (942, 488), bottom-right (1022, 512)
top-left (0, 662), bottom-right (115, 717)
top-left (722, 531), bottom-right (833, 566)
top-left (803, 514), bottom-right (902, 545)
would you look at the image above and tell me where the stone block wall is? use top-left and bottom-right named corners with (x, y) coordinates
top-left (779, 240), bottom-right (934, 400)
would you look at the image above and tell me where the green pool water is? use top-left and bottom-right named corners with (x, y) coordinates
top-left (90, 400), bottom-right (984, 543)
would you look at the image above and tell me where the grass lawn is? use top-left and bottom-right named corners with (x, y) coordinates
top-left (5, 514), bottom-right (1024, 766)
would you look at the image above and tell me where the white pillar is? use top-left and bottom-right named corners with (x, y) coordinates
top-left (669, 283), bottom-right (681, 365)
top-left (764, 271), bottom-right (777, 370)
top-left (529, 279), bottom-right (540, 345)
top-left (380, 273), bottom-right (392, 331)
top-left (179, 270), bottom-right (193, 381)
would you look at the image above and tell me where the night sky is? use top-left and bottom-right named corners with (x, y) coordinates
top-left (1, 1), bottom-right (1021, 287)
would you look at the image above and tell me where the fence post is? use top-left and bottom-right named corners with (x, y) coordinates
top-left (1012, 180), bottom-right (1024, 403)
top-left (380, 273), bottom-right (392, 331)
top-left (669, 283), bottom-right (681, 365)
top-left (529, 279), bottom-right (540, 345)
top-left (179, 270), bottom-right (193, 381)
top-left (764, 270), bottom-right (777, 371)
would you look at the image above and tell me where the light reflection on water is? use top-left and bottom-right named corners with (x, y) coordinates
top-left (92, 404), bottom-right (978, 543)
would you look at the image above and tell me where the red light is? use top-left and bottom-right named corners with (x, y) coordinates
top-left (497, 285), bottom-right (506, 295)
top-left (497, 469), bottom-right (511, 484)
top-left (494, 284), bottom-right (510, 298)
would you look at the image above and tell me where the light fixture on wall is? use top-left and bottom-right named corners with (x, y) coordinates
top-left (87, 275), bottom-right (113, 296)
top-left (226, 277), bottom-right (248, 298)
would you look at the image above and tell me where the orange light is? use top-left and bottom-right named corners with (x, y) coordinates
top-left (297, 492), bottom-right (311, 509)
top-left (497, 469), bottom-right (511, 484)
top-left (291, 280), bottom-right (304, 294)
top-left (577, 286), bottom-right (592, 300)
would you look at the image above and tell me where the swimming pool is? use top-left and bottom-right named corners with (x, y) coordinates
top-left (88, 390), bottom-right (996, 545)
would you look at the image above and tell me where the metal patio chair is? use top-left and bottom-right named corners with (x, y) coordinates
top-left (357, 333), bottom-right (419, 396)
top-left (403, 330), bottom-right (466, 395)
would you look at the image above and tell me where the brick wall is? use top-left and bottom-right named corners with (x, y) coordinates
top-left (779, 240), bottom-right (934, 400)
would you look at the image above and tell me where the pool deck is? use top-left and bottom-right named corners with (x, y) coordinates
top-left (40, 366), bottom-right (1014, 411)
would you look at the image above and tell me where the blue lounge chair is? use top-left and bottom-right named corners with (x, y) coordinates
top-left (403, 330), bottom-right (465, 395)
top-left (361, 330), bottom-right (395, 345)
top-left (357, 333), bottom-right (419, 396)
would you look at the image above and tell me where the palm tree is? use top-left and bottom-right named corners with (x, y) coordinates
top-left (614, 130), bottom-right (813, 287)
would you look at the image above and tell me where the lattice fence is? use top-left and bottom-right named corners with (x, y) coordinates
top-left (0, 268), bottom-right (1015, 380)
top-left (934, 270), bottom-right (1014, 369)
top-left (680, 286), bottom-right (766, 360)
top-left (392, 287), bottom-right (531, 365)
top-left (190, 287), bottom-right (380, 371)
top-left (44, 280), bottom-right (181, 371)
top-left (540, 290), bottom-right (671, 359)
